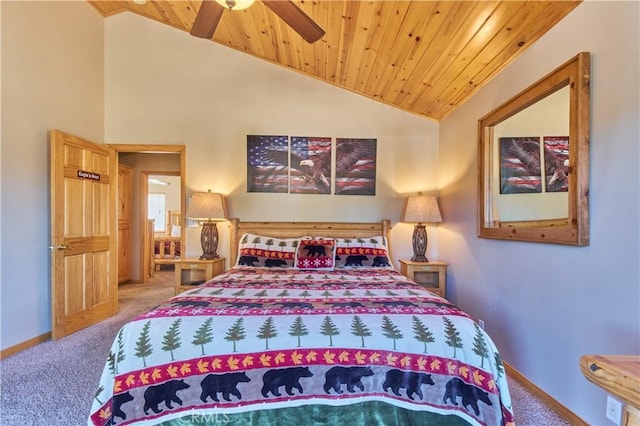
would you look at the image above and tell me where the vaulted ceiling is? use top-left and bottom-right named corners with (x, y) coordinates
top-left (88, 0), bottom-right (580, 121)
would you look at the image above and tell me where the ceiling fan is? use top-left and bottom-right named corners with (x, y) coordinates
top-left (190, 0), bottom-right (325, 43)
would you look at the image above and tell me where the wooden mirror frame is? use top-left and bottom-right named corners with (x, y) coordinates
top-left (478, 52), bottom-right (590, 245)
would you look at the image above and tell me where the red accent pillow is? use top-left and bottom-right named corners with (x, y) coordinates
top-left (295, 238), bottom-right (337, 270)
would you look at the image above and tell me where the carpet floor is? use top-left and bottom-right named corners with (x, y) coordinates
top-left (0, 270), bottom-right (569, 425)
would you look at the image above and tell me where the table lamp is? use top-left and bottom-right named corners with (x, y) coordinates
top-left (401, 194), bottom-right (442, 262)
top-left (186, 190), bottom-right (227, 259)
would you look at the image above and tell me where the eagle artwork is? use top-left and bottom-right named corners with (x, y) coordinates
top-left (247, 135), bottom-right (289, 193)
top-left (276, 136), bottom-right (333, 194)
top-left (499, 136), bottom-right (569, 194)
top-left (542, 136), bottom-right (569, 192)
top-left (334, 138), bottom-right (377, 195)
top-left (247, 135), bottom-right (377, 195)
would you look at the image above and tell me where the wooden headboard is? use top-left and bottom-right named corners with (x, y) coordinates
top-left (228, 218), bottom-right (392, 266)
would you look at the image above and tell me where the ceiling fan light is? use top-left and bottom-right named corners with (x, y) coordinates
top-left (215, 0), bottom-right (255, 10)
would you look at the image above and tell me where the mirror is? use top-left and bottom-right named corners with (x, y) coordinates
top-left (478, 52), bottom-right (590, 245)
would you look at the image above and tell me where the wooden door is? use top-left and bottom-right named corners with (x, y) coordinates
top-left (118, 165), bottom-right (132, 283)
top-left (50, 130), bottom-right (118, 339)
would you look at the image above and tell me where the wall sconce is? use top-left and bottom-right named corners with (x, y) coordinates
top-left (401, 193), bottom-right (442, 263)
top-left (186, 190), bottom-right (227, 259)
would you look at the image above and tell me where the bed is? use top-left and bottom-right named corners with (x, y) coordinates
top-left (89, 219), bottom-right (514, 426)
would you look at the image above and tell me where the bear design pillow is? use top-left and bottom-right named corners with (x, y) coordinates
top-left (235, 233), bottom-right (302, 268)
top-left (334, 236), bottom-right (393, 269)
top-left (294, 238), bottom-right (337, 271)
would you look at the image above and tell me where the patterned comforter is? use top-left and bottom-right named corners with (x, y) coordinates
top-left (89, 267), bottom-right (515, 425)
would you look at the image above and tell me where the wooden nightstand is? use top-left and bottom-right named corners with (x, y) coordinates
top-left (399, 260), bottom-right (448, 298)
top-left (174, 258), bottom-right (225, 295)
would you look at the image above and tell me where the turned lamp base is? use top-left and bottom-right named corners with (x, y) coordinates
top-left (410, 223), bottom-right (429, 263)
top-left (199, 221), bottom-right (220, 259)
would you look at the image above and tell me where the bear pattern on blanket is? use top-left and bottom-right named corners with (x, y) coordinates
top-left (383, 369), bottom-right (435, 400)
top-left (143, 379), bottom-right (190, 414)
top-left (111, 391), bottom-right (134, 421)
top-left (323, 366), bottom-right (374, 394)
top-left (442, 377), bottom-right (493, 415)
top-left (261, 367), bottom-right (314, 397)
top-left (200, 372), bottom-right (251, 403)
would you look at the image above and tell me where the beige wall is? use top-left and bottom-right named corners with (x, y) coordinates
top-left (1, 1), bottom-right (105, 349)
top-left (104, 12), bottom-right (441, 266)
top-left (439, 2), bottom-right (639, 424)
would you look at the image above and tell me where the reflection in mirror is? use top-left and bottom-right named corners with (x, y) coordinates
top-left (492, 86), bottom-right (569, 223)
top-left (478, 52), bottom-right (590, 245)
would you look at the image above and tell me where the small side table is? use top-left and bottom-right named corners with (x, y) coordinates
top-left (174, 257), bottom-right (225, 295)
top-left (399, 259), bottom-right (448, 298)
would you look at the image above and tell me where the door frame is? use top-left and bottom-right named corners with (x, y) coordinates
top-left (108, 144), bottom-right (186, 284)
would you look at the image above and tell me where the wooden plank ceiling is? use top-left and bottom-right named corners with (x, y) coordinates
top-left (88, 0), bottom-right (580, 121)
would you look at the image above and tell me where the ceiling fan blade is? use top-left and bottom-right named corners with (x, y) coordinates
top-left (190, 0), bottom-right (225, 39)
top-left (262, 0), bottom-right (325, 43)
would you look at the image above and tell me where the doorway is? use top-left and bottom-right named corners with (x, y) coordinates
top-left (109, 144), bottom-right (186, 285)
top-left (143, 172), bottom-right (182, 281)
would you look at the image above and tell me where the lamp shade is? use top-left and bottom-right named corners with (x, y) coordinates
top-left (402, 195), bottom-right (442, 224)
top-left (186, 191), bottom-right (227, 221)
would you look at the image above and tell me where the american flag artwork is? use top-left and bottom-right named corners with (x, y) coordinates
top-left (290, 136), bottom-right (332, 194)
top-left (247, 135), bottom-right (289, 193)
top-left (335, 138), bottom-right (377, 196)
top-left (543, 136), bottom-right (569, 192)
top-left (499, 137), bottom-right (543, 194)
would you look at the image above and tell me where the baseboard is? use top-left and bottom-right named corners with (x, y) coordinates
top-left (0, 332), bottom-right (51, 360)
top-left (505, 362), bottom-right (587, 425)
